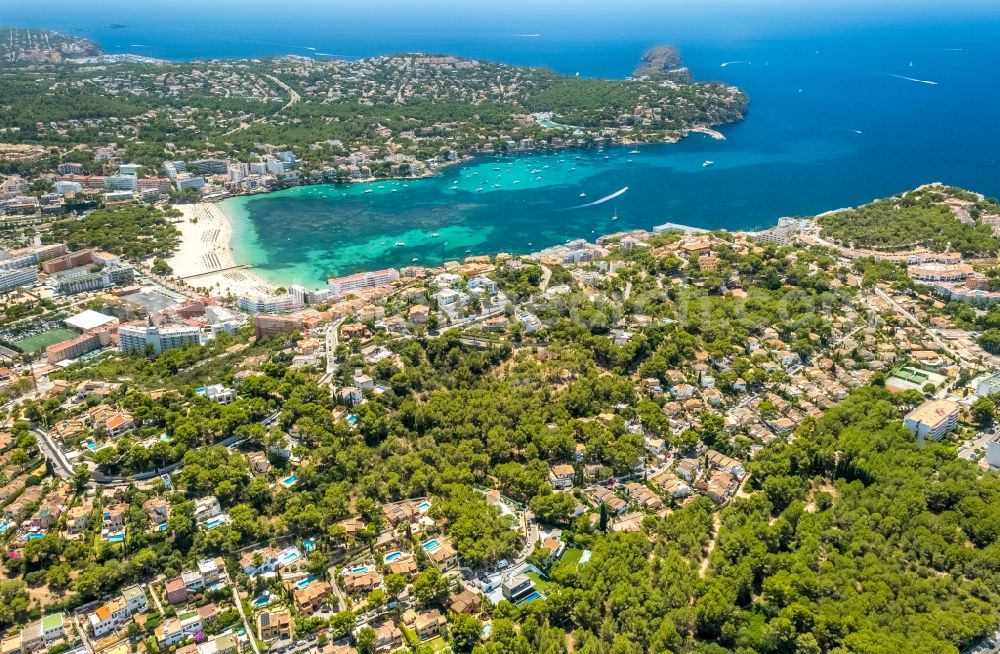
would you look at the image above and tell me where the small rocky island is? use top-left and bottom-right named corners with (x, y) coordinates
top-left (634, 44), bottom-right (692, 83)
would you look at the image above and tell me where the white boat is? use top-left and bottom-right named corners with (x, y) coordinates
top-left (628, 149), bottom-right (640, 154)
top-left (531, 168), bottom-right (541, 174)
top-left (431, 233), bottom-right (439, 237)
top-left (394, 241), bottom-right (405, 247)
top-left (579, 192), bottom-right (586, 197)
top-left (611, 207), bottom-right (619, 222)
top-left (513, 180), bottom-right (520, 184)
top-left (411, 258), bottom-right (418, 262)
top-left (363, 189), bottom-right (373, 193)
top-left (703, 160), bottom-right (715, 167)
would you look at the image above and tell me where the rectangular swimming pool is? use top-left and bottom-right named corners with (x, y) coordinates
top-left (517, 591), bottom-right (542, 605)
top-left (422, 539), bottom-right (440, 551)
top-left (295, 575), bottom-right (316, 589)
top-left (278, 546), bottom-right (302, 566)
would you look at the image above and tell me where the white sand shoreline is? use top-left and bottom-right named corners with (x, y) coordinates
top-left (167, 203), bottom-right (277, 298)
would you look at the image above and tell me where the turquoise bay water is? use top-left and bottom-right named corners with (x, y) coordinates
top-left (227, 138), bottom-right (840, 287)
top-left (219, 9), bottom-right (1000, 288)
top-left (12, 1), bottom-right (1000, 288)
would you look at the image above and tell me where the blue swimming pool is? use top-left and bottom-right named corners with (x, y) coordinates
top-left (278, 546), bottom-right (301, 566)
top-left (85, 440), bottom-right (98, 451)
top-left (418, 501), bottom-right (431, 512)
top-left (346, 415), bottom-right (357, 425)
top-left (205, 517), bottom-right (225, 529)
top-left (281, 475), bottom-right (298, 487)
top-left (252, 593), bottom-right (270, 608)
top-left (422, 539), bottom-right (439, 551)
top-left (351, 565), bottom-right (370, 574)
top-left (384, 551), bottom-right (402, 562)
top-left (303, 538), bottom-right (315, 552)
top-left (295, 575), bottom-right (316, 589)
top-left (517, 591), bottom-right (542, 605)
top-left (106, 533), bottom-right (125, 543)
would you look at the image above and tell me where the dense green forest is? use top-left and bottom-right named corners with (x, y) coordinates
top-left (819, 186), bottom-right (1000, 254)
top-left (474, 387), bottom-right (1000, 654)
top-left (43, 205), bottom-right (182, 260)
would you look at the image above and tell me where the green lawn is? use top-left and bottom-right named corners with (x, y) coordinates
top-left (422, 637), bottom-right (450, 652)
top-left (526, 571), bottom-right (559, 596)
top-left (561, 547), bottom-right (584, 568)
top-left (13, 328), bottom-right (77, 354)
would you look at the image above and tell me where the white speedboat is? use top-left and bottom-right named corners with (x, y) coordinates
top-left (703, 160), bottom-right (715, 167)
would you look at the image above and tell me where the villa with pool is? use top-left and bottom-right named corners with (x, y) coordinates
top-left (239, 545), bottom-right (303, 576)
top-left (422, 536), bottom-right (459, 571)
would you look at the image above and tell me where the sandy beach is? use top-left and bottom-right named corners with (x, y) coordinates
top-left (167, 203), bottom-right (277, 298)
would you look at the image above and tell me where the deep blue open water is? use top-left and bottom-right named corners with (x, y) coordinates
top-left (7, 0), bottom-right (1000, 287)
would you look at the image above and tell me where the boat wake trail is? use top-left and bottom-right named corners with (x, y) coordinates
top-left (721, 60), bottom-right (751, 67)
top-left (890, 73), bottom-right (938, 85)
top-left (570, 186), bottom-right (629, 209)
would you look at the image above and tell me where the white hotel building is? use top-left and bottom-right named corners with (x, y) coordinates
top-left (328, 268), bottom-right (400, 298)
top-left (118, 323), bottom-right (201, 355)
top-left (903, 399), bottom-right (959, 444)
top-left (236, 294), bottom-right (302, 314)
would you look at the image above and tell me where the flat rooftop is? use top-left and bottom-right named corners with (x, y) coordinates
top-left (906, 399), bottom-right (959, 427)
top-left (122, 287), bottom-right (182, 314)
top-left (65, 309), bottom-right (116, 332)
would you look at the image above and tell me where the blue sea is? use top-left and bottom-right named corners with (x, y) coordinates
top-left (7, 0), bottom-right (1000, 287)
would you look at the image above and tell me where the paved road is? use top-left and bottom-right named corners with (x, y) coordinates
top-left (223, 74), bottom-right (300, 136)
top-left (539, 265), bottom-right (552, 292)
top-left (874, 288), bottom-right (967, 365)
top-left (33, 428), bottom-right (73, 480)
top-left (326, 318), bottom-right (344, 375)
top-left (33, 410), bottom-right (281, 487)
top-left (231, 572), bottom-right (261, 654)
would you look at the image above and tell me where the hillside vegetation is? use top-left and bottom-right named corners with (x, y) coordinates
top-left (818, 186), bottom-right (1000, 254)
